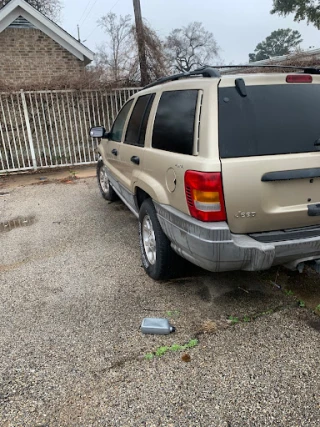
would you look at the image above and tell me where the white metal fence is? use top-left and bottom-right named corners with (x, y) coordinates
top-left (0, 88), bottom-right (141, 173)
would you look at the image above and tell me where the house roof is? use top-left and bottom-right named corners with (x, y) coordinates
top-left (221, 48), bottom-right (320, 74)
top-left (0, 0), bottom-right (94, 64)
top-left (246, 48), bottom-right (320, 67)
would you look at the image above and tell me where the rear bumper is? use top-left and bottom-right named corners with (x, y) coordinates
top-left (154, 202), bottom-right (320, 272)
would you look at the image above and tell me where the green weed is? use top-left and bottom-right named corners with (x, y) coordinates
top-left (285, 289), bottom-right (294, 296)
top-left (145, 339), bottom-right (199, 360)
top-left (228, 315), bottom-right (239, 325)
top-left (166, 310), bottom-right (180, 318)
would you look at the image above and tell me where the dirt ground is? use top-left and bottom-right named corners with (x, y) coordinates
top-left (0, 169), bottom-right (319, 426)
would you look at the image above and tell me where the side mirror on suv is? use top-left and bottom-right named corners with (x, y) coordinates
top-left (90, 126), bottom-right (109, 139)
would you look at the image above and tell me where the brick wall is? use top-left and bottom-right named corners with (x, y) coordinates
top-left (0, 28), bottom-right (86, 88)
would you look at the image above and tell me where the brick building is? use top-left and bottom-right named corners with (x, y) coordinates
top-left (0, 0), bottom-right (94, 88)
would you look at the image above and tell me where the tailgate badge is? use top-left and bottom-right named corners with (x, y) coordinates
top-left (235, 211), bottom-right (256, 218)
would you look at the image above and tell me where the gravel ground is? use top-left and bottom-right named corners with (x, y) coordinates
top-left (0, 177), bottom-right (319, 426)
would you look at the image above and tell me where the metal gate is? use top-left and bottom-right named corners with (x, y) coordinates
top-left (0, 88), bottom-right (140, 173)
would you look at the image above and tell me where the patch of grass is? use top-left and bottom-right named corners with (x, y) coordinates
top-left (285, 289), bottom-right (294, 296)
top-left (298, 300), bottom-right (306, 308)
top-left (145, 339), bottom-right (199, 360)
top-left (260, 309), bottom-right (274, 316)
top-left (155, 346), bottom-right (169, 357)
top-left (243, 315), bottom-right (251, 323)
top-left (228, 315), bottom-right (239, 325)
top-left (316, 304), bottom-right (320, 312)
top-left (170, 344), bottom-right (182, 352)
top-left (144, 353), bottom-right (154, 361)
top-left (166, 310), bottom-right (180, 318)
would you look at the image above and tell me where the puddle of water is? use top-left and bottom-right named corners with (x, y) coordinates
top-left (0, 216), bottom-right (36, 233)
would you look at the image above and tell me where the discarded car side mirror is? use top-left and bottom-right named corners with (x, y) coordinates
top-left (90, 126), bottom-right (108, 138)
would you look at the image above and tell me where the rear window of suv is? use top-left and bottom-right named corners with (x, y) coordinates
top-left (218, 84), bottom-right (320, 158)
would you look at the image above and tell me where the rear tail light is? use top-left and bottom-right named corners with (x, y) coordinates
top-left (184, 171), bottom-right (226, 222)
top-left (286, 74), bottom-right (312, 83)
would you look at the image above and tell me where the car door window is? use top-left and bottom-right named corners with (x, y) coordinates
top-left (152, 90), bottom-right (198, 155)
top-left (125, 94), bottom-right (155, 146)
top-left (109, 100), bottom-right (133, 142)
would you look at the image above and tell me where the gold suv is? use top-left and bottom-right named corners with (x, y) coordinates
top-left (91, 66), bottom-right (320, 280)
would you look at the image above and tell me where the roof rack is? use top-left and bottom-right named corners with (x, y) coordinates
top-left (143, 64), bottom-right (320, 89)
top-left (216, 64), bottom-right (320, 74)
top-left (143, 66), bottom-right (221, 89)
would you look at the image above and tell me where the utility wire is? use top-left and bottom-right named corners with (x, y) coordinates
top-left (78, 0), bottom-right (96, 26)
top-left (84, 0), bottom-right (122, 41)
top-left (81, 0), bottom-right (100, 26)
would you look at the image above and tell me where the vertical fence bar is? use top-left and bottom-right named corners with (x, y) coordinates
top-left (51, 92), bottom-right (63, 165)
top-left (40, 92), bottom-right (53, 166)
top-left (109, 90), bottom-right (116, 123)
top-left (45, 93), bottom-right (58, 166)
top-left (20, 90), bottom-right (37, 171)
top-left (56, 92), bottom-right (67, 164)
top-left (85, 92), bottom-right (95, 161)
top-left (28, 93), bottom-right (43, 167)
top-left (76, 93), bottom-right (87, 163)
top-left (66, 92), bottom-right (77, 164)
top-left (104, 91), bottom-right (111, 131)
top-left (11, 94), bottom-right (26, 169)
top-left (71, 93), bottom-right (82, 163)
top-left (34, 94), bottom-right (48, 167)
top-left (100, 91), bottom-right (107, 128)
top-left (81, 92), bottom-right (92, 162)
top-left (0, 95), bottom-right (15, 170)
top-left (16, 92), bottom-right (31, 168)
top-left (5, 97), bottom-right (20, 169)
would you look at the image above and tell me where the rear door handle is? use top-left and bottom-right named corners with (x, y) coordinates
top-left (130, 156), bottom-right (140, 165)
top-left (111, 149), bottom-right (118, 156)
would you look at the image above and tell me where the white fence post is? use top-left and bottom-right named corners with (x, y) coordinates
top-left (20, 89), bottom-right (37, 171)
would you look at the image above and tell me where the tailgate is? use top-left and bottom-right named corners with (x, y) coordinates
top-left (218, 75), bottom-right (320, 234)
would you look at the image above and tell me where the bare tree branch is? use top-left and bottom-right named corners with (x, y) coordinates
top-left (166, 22), bottom-right (219, 72)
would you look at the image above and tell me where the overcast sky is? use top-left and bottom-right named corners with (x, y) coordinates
top-left (62, 0), bottom-right (320, 63)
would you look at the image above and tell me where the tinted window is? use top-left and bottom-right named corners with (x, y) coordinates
top-left (109, 100), bottom-right (133, 142)
top-left (125, 94), bottom-right (155, 146)
top-left (152, 90), bottom-right (198, 155)
top-left (219, 84), bottom-right (320, 158)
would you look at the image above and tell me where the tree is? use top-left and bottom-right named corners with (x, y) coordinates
top-left (0, 0), bottom-right (61, 20)
top-left (165, 22), bottom-right (219, 72)
top-left (271, 0), bottom-right (320, 29)
top-left (96, 12), bottom-right (168, 84)
top-left (97, 13), bottom-right (133, 82)
top-left (249, 28), bottom-right (302, 62)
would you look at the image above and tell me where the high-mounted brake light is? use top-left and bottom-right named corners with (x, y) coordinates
top-left (286, 74), bottom-right (312, 83)
top-left (184, 171), bottom-right (226, 222)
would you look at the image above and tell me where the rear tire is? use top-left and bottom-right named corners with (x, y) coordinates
top-left (97, 159), bottom-right (118, 201)
top-left (139, 198), bottom-right (182, 280)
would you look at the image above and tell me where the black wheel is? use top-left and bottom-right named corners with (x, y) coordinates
top-left (139, 198), bottom-right (182, 280)
top-left (97, 159), bottom-right (118, 201)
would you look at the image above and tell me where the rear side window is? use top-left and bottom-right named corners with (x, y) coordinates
top-left (219, 84), bottom-right (320, 158)
top-left (152, 90), bottom-right (198, 155)
top-left (109, 100), bottom-right (133, 142)
top-left (125, 94), bottom-right (155, 146)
